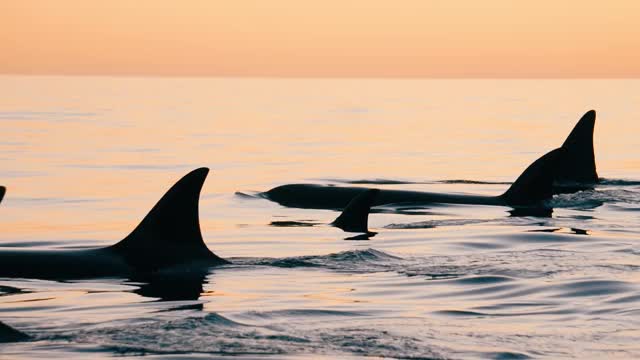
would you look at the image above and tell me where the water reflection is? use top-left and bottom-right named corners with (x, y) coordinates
top-left (131, 271), bottom-right (208, 303)
top-left (508, 207), bottom-right (553, 217)
top-left (527, 227), bottom-right (590, 235)
top-left (344, 232), bottom-right (376, 241)
top-left (269, 220), bottom-right (319, 227)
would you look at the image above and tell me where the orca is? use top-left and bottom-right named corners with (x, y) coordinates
top-left (555, 109), bottom-right (599, 185)
top-left (262, 147), bottom-right (567, 211)
top-left (0, 168), bottom-right (229, 281)
top-left (0, 168), bottom-right (378, 281)
top-left (0, 174), bottom-right (378, 340)
top-left (260, 110), bottom-right (599, 211)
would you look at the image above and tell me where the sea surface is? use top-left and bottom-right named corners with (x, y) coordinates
top-left (1, 76), bottom-right (640, 359)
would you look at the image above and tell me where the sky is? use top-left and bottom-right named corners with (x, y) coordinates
top-left (2, 1), bottom-right (640, 77)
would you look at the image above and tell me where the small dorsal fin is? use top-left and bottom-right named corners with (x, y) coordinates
top-left (0, 186), bottom-right (5, 204)
top-left (502, 148), bottom-right (567, 206)
top-left (557, 110), bottom-right (598, 183)
top-left (110, 168), bottom-right (228, 272)
top-left (331, 189), bottom-right (379, 233)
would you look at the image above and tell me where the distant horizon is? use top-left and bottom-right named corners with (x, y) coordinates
top-left (4, 1), bottom-right (639, 78)
top-left (2, 73), bottom-right (640, 80)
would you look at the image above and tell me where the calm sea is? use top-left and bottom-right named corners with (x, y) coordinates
top-left (1, 76), bottom-right (639, 359)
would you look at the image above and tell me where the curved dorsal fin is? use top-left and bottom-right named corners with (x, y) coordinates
top-left (332, 189), bottom-right (379, 233)
top-left (110, 168), bottom-right (228, 272)
top-left (557, 110), bottom-right (598, 183)
top-left (0, 186), bottom-right (5, 204)
top-left (502, 148), bottom-right (567, 206)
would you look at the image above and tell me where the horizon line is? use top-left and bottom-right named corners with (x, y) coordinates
top-left (2, 73), bottom-right (639, 80)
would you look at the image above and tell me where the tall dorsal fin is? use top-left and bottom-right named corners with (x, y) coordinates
top-left (0, 186), bottom-right (5, 204)
top-left (501, 148), bottom-right (567, 206)
top-left (557, 110), bottom-right (598, 183)
top-left (110, 168), bottom-right (228, 272)
top-left (331, 189), bottom-right (379, 233)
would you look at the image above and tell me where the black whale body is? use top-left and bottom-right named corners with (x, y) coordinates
top-left (0, 168), bottom-right (378, 280)
top-left (264, 147), bottom-right (566, 210)
top-left (0, 168), bottom-right (228, 281)
top-left (262, 111), bottom-right (598, 211)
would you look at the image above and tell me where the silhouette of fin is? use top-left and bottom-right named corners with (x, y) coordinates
top-left (0, 321), bottom-right (30, 343)
top-left (0, 186), bottom-right (5, 204)
top-left (557, 110), bottom-right (598, 183)
top-left (331, 189), bottom-right (379, 233)
top-left (502, 148), bottom-right (567, 206)
top-left (110, 168), bottom-right (228, 272)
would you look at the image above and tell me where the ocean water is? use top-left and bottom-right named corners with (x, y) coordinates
top-left (1, 76), bottom-right (640, 359)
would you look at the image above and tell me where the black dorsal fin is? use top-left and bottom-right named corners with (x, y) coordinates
top-left (110, 168), bottom-right (228, 272)
top-left (0, 321), bottom-right (30, 343)
top-left (331, 189), bottom-right (379, 233)
top-left (502, 148), bottom-right (567, 206)
top-left (0, 186), bottom-right (5, 204)
top-left (557, 110), bottom-right (598, 183)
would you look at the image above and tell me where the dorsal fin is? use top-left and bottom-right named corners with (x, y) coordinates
top-left (0, 321), bottom-right (30, 343)
top-left (331, 189), bottom-right (379, 233)
top-left (557, 110), bottom-right (598, 183)
top-left (0, 186), bottom-right (5, 204)
top-left (110, 168), bottom-right (228, 272)
top-left (501, 148), bottom-right (567, 206)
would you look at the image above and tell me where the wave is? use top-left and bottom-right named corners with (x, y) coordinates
top-left (237, 249), bottom-right (523, 280)
top-left (551, 188), bottom-right (640, 209)
top-left (237, 247), bottom-right (619, 281)
top-left (49, 312), bottom-right (447, 359)
top-left (599, 178), bottom-right (640, 186)
top-left (242, 249), bottom-right (401, 273)
top-left (385, 218), bottom-right (491, 229)
top-left (240, 309), bottom-right (368, 319)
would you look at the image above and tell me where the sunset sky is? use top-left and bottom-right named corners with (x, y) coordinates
top-left (2, 1), bottom-right (639, 77)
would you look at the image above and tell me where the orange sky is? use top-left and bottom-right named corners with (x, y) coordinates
top-left (2, 1), bottom-right (639, 77)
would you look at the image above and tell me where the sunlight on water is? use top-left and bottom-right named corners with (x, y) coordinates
top-left (1, 76), bottom-right (640, 358)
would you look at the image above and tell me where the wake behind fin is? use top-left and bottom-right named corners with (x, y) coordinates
top-left (110, 168), bottom-right (229, 272)
top-left (0, 186), bottom-right (5, 204)
top-left (502, 148), bottom-right (567, 206)
top-left (557, 110), bottom-right (598, 183)
top-left (331, 189), bottom-right (379, 233)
